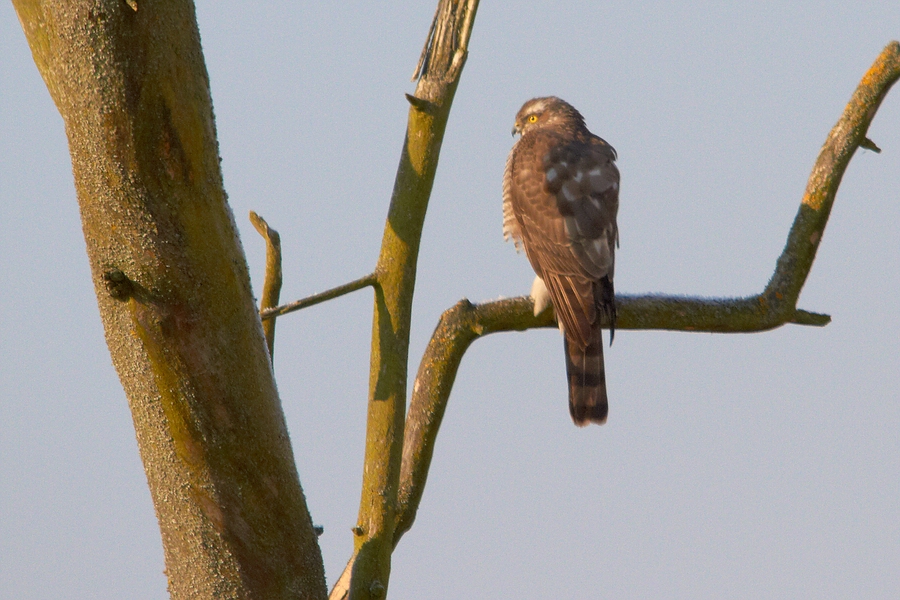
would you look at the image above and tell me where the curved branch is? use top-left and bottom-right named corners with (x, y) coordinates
top-left (392, 294), bottom-right (826, 543)
top-left (393, 40), bottom-right (900, 547)
top-left (764, 41), bottom-right (900, 314)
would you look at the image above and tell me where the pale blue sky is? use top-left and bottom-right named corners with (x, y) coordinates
top-left (2, 2), bottom-right (899, 598)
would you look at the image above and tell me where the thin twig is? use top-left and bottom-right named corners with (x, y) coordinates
top-left (260, 273), bottom-right (377, 320)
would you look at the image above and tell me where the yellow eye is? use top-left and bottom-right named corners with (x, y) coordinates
top-left (528, 114), bottom-right (539, 123)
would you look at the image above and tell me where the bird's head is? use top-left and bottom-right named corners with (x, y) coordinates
top-left (512, 96), bottom-right (586, 137)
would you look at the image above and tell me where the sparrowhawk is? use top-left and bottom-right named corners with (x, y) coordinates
top-left (503, 96), bottom-right (619, 426)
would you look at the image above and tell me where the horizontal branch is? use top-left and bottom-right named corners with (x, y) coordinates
top-left (259, 273), bottom-right (377, 321)
top-left (614, 294), bottom-right (830, 332)
top-left (392, 292), bottom-right (825, 542)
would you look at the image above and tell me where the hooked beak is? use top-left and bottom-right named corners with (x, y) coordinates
top-left (511, 121), bottom-right (521, 137)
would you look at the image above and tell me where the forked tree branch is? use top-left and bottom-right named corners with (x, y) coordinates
top-left (393, 40), bottom-right (900, 546)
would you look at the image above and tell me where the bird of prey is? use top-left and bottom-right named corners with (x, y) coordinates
top-left (503, 96), bottom-right (619, 426)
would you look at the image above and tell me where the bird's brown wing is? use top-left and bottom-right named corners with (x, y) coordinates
top-left (504, 130), bottom-right (619, 348)
top-left (504, 130), bottom-right (619, 425)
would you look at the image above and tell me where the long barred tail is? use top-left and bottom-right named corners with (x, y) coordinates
top-left (564, 330), bottom-right (608, 426)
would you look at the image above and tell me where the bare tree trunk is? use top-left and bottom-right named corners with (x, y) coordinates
top-left (12, 1), bottom-right (326, 598)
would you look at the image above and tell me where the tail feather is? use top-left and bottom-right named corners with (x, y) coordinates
top-left (564, 330), bottom-right (608, 426)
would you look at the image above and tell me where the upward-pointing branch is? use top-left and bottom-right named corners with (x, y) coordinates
top-left (336, 1), bottom-right (481, 599)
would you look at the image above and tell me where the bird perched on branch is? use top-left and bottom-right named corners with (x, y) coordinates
top-left (503, 97), bottom-right (619, 426)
